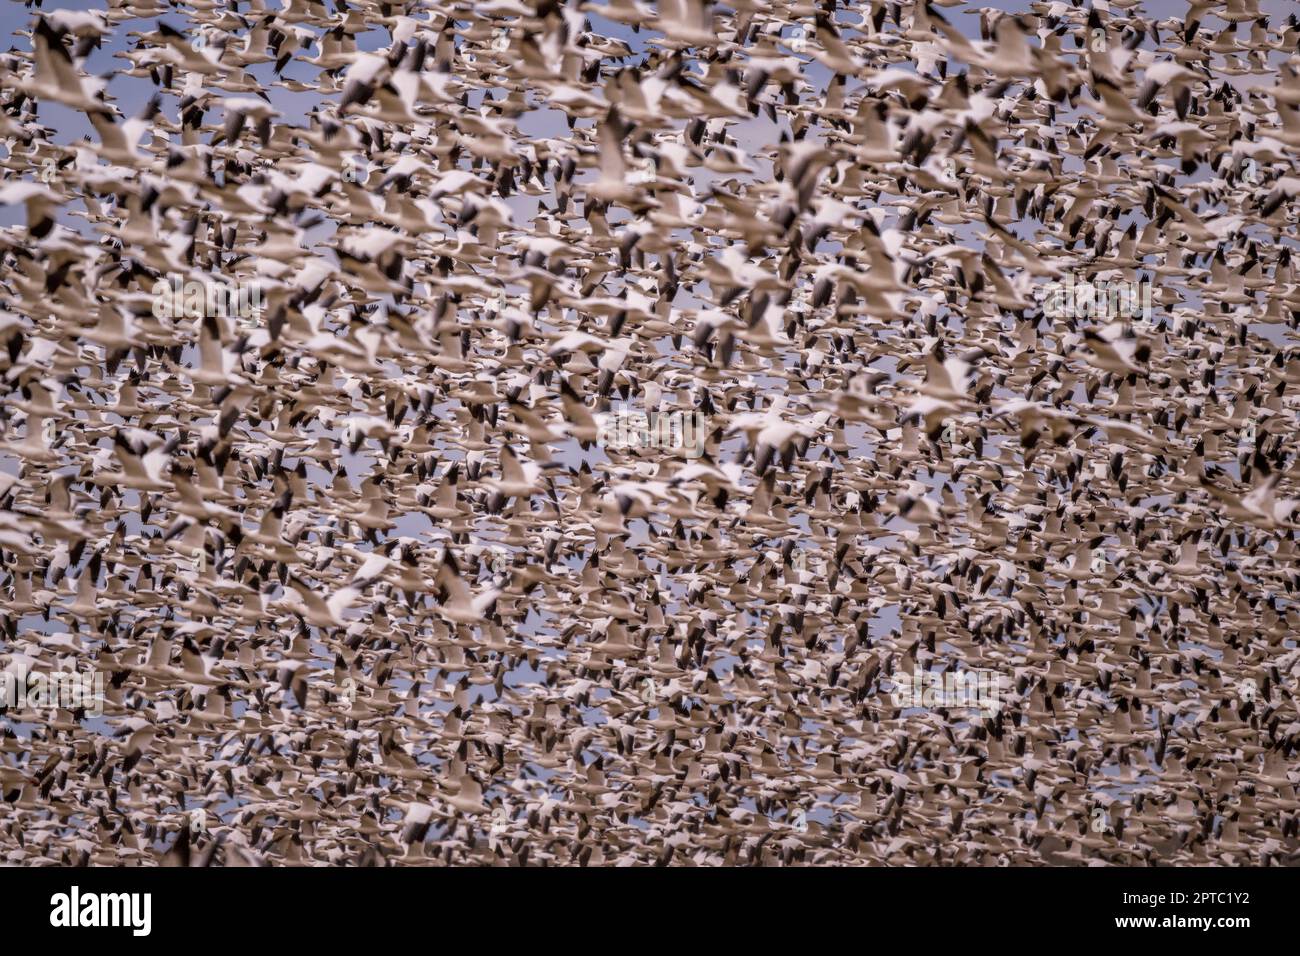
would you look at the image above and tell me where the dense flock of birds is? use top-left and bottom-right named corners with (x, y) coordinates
top-left (0, 0), bottom-right (1299, 867)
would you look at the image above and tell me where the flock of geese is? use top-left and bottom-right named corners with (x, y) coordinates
top-left (0, 0), bottom-right (1298, 866)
